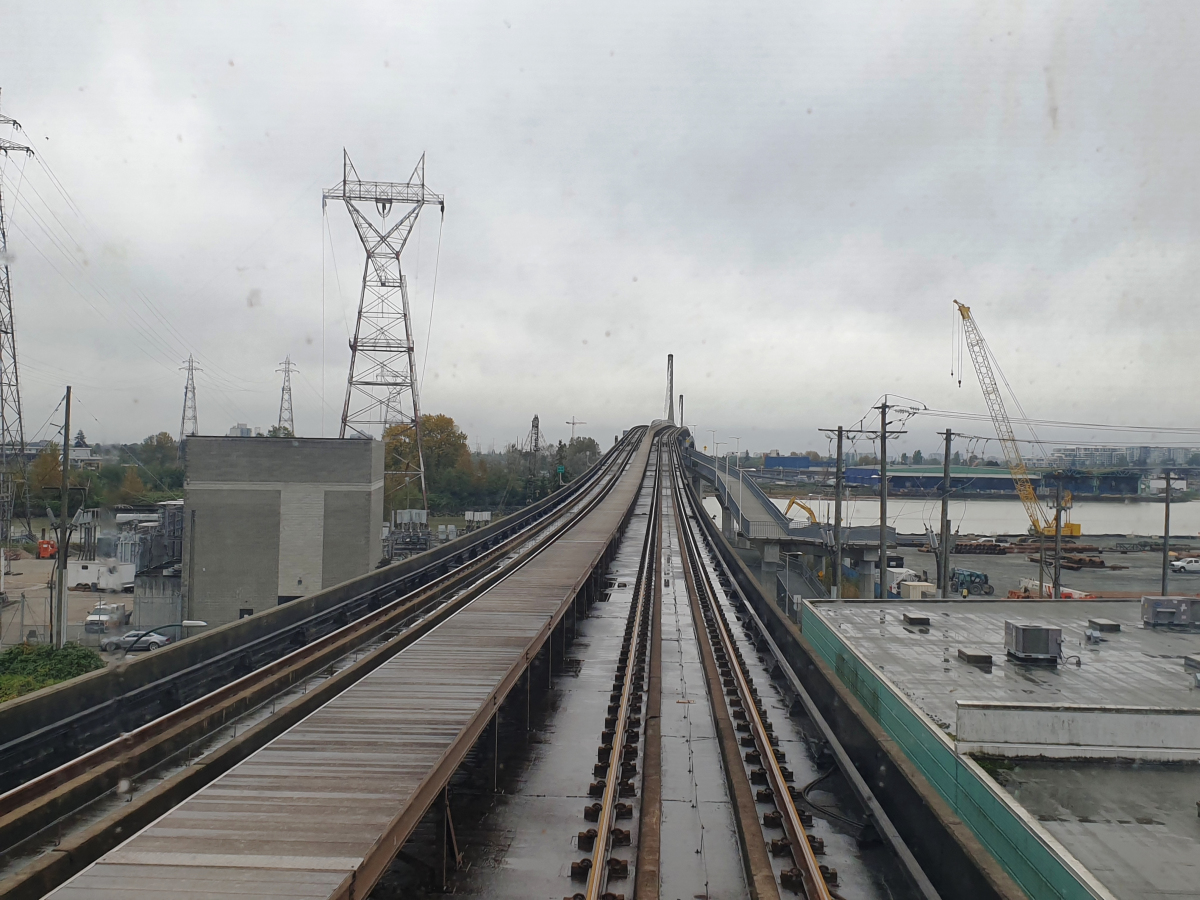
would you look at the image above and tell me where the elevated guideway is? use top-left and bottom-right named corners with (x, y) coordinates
top-left (42, 429), bottom-right (660, 900)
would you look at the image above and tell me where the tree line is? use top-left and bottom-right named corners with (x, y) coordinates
top-left (23, 416), bottom-right (605, 522)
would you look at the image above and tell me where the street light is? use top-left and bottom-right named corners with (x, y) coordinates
top-left (730, 436), bottom-right (743, 510)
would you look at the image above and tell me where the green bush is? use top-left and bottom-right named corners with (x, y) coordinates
top-left (0, 643), bottom-right (105, 702)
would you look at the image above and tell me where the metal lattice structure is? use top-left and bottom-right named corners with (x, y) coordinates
top-left (324, 151), bottom-right (443, 509)
top-left (954, 301), bottom-right (1048, 532)
top-left (276, 355), bottom-right (296, 436)
top-left (0, 97), bottom-right (32, 544)
top-left (179, 355), bottom-right (200, 445)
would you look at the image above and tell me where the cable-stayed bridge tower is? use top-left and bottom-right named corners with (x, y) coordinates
top-left (324, 151), bottom-right (443, 510)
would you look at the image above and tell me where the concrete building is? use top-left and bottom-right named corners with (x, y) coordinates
top-left (804, 599), bottom-right (1200, 899)
top-left (181, 436), bottom-right (384, 627)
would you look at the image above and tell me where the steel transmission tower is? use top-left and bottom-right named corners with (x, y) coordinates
top-left (179, 356), bottom-right (200, 445)
top-left (0, 96), bottom-right (32, 546)
top-left (324, 151), bottom-right (443, 509)
top-left (276, 356), bottom-right (296, 436)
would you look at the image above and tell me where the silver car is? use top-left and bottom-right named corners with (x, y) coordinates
top-left (100, 630), bottom-right (173, 653)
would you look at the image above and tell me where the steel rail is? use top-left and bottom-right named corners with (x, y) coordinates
top-left (0, 429), bottom-right (638, 796)
top-left (330, 429), bottom-right (658, 900)
top-left (583, 436), bottom-right (662, 900)
top-left (0, 429), bottom-right (640, 857)
top-left (671, 448), bottom-right (835, 900)
top-left (1, 429), bottom-right (649, 900)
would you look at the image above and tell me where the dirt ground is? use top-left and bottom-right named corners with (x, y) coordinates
top-left (0, 556), bottom-right (129, 648)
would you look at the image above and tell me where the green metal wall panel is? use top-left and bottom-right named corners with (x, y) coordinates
top-left (801, 602), bottom-right (1102, 900)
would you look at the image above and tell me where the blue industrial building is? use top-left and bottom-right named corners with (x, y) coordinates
top-left (843, 465), bottom-right (1142, 496)
top-left (764, 456), bottom-right (814, 471)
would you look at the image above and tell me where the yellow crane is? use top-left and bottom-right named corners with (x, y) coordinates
top-left (954, 301), bottom-right (1081, 537)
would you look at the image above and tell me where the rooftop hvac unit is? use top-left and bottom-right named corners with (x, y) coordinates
top-left (1004, 621), bottom-right (1062, 665)
top-left (1141, 596), bottom-right (1200, 630)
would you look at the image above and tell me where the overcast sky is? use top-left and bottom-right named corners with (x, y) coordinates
top-left (1, 2), bottom-right (1198, 460)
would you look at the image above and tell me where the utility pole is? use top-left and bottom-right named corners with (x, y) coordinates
top-left (276, 356), bottom-right (296, 435)
top-left (55, 386), bottom-right (71, 649)
top-left (179, 356), bottom-right (200, 446)
top-left (1053, 479), bottom-right (1063, 600)
top-left (822, 418), bottom-right (905, 600)
top-left (833, 427), bottom-right (844, 600)
top-left (324, 151), bottom-right (442, 513)
top-left (1162, 469), bottom-right (1172, 597)
top-left (874, 400), bottom-right (906, 599)
top-left (940, 429), bottom-right (952, 598)
top-left (0, 98), bottom-right (33, 561)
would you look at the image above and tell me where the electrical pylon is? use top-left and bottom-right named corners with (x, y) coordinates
top-left (179, 356), bottom-right (200, 446)
top-left (276, 356), bottom-right (296, 436)
top-left (323, 151), bottom-right (443, 510)
top-left (0, 93), bottom-right (33, 546)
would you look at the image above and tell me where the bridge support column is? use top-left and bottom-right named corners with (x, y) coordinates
top-left (760, 541), bottom-right (780, 593)
top-left (721, 504), bottom-right (733, 540)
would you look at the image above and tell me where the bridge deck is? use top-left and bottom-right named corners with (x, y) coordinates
top-left (713, 466), bottom-right (791, 538)
top-left (52, 433), bottom-right (653, 900)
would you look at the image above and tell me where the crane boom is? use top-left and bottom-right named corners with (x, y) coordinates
top-left (954, 301), bottom-right (1050, 534)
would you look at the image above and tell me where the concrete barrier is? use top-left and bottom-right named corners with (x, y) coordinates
top-left (0, 434), bottom-right (637, 789)
top-left (956, 702), bottom-right (1200, 762)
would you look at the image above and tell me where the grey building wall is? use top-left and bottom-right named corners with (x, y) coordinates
top-left (182, 437), bottom-right (384, 628)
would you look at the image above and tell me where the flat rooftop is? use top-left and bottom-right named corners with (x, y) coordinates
top-left (814, 599), bottom-right (1200, 900)
top-left (815, 600), bottom-right (1200, 730)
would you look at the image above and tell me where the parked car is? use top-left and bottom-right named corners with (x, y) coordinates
top-left (1169, 557), bottom-right (1200, 573)
top-left (100, 630), bottom-right (173, 653)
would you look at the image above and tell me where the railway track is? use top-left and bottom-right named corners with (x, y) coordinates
top-left (0, 426), bottom-right (648, 900)
top-left (0, 424), bottom-right (939, 899)
top-left (559, 431), bottom-right (935, 899)
top-left (0, 427), bottom-right (640, 798)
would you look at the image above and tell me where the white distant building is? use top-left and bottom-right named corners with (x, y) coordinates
top-left (227, 423), bottom-right (263, 437)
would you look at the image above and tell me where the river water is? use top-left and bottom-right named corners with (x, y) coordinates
top-left (704, 496), bottom-right (1194, 537)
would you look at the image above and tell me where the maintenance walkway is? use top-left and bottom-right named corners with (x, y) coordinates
top-left (50, 430), bottom-right (658, 900)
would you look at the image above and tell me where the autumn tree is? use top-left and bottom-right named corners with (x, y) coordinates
top-left (30, 443), bottom-right (61, 494)
top-left (117, 468), bottom-right (147, 504)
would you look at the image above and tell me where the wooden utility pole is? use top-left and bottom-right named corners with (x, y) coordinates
top-left (940, 429), bottom-right (952, 597)
top-left (878, 401), bottom-right (889, 599)
top-left (833, 426), bottom-right (844, 600)
top-left (1052, 479), bottom-right (1063, 600)
top-left (822, 418), bottom-right (904, 600)
top-left (55, 386), bottom-right (71, 649)
top-left (1162, 469), bottom-right (1172, 597)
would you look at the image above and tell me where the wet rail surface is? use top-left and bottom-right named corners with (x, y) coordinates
top-left (21, 428), bottom-right (657, 900)
top-left (430, 432), bottom-right (935, 900)
top-left (8, 427), bottom-right (939, 899)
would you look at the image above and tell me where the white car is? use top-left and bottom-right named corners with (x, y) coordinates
top-left (1169, 557), bottom-right (1200, 573)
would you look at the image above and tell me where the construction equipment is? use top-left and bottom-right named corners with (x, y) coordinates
top-left (954, 301), bottom-right (1081, 537)
top-left (949, 567), bottom-right (994, 595)
top-left (783, 497), bottom-right (818, 523)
